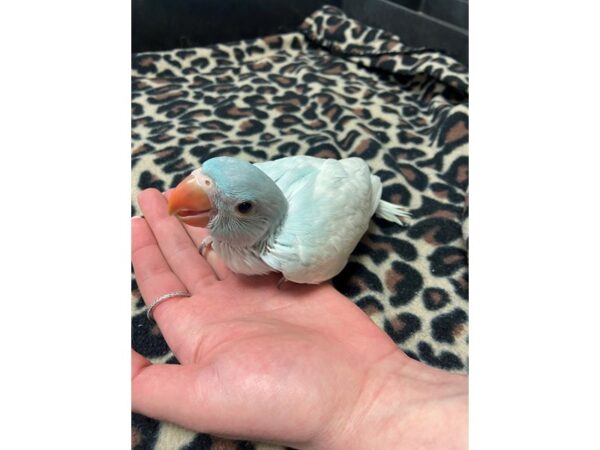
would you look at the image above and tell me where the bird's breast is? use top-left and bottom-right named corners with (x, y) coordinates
top-left (212, 240), bottom-right (274, 276)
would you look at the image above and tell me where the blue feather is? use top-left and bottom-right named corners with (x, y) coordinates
top-left (196, 155), bottom-right (410, 283)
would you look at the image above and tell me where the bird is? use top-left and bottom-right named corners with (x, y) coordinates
top-left (167, 155), bottom-right (410, 284)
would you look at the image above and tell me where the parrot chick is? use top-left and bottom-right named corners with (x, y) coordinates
top-left (168, 156), bottom-right (410, 284)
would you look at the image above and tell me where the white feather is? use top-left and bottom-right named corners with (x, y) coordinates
top-left (254, 156), bottom-right (410, 284)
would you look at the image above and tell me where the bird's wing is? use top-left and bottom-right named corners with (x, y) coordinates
top-left (256, 156), bottom-right (377, 283)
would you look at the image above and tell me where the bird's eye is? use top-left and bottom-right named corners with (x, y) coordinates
top-left (237, 202), bottom-right (253, 214)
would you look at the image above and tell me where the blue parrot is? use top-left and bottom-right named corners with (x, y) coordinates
top-left (167, 156), bottom-right (410, 284)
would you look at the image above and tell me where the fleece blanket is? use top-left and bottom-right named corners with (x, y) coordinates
top-left (131, 5), bottom-right (468, 449)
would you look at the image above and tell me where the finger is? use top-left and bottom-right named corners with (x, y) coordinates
top-left (138, 189), bottom-right (218, 292)
top-left (131, 216), bottom-right (194, 333)
top-left (131, 357), bottom-right (278, 442)
top-left (132, 356), bottom-right (207, 432)
top-left (132, 348), bottom-right (151, 379)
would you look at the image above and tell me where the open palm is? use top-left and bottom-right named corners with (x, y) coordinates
top-left (132, 188), bottom-right (466, 449)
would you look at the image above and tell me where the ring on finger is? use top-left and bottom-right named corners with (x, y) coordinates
top-left (146, 290), bottom-right (191, 321)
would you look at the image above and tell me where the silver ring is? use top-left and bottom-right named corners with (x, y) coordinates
top-left (146, 290), bottom-right (191, 321)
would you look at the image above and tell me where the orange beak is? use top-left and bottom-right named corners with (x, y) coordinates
top-left (167, 174), bottom-right (213, 227)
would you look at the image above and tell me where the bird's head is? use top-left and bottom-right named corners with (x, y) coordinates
top-left (168, 157), bottom-right (288, 248)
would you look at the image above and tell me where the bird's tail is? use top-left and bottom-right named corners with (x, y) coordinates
top-left (375, 200), bottom-right (411, 226)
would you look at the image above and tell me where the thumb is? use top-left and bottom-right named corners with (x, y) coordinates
top-left (131, 349), bottom-right (206, 432)
top-left (131, 350), bottom-right (285, 442)
top-left (131, 348), bottom-right (151, 380)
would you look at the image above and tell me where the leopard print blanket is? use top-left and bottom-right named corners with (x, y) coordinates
top-left (131, 5), bottom-right (468, 449)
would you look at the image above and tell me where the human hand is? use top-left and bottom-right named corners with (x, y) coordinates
top-left (132, 188), bottom-right (467, 450)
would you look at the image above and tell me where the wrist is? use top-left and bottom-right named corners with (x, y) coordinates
top-left (315, 351), bottom-right (468, 450)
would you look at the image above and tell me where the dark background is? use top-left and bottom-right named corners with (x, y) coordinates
top-left (132, 0), bottom-right (468, 65)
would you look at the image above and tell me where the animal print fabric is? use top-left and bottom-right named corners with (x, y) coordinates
top-left (131, 5), bottom-right (468, 449)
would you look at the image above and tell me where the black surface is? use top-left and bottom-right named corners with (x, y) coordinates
top-left (132, 0), bottom-right (468, 66)
top-left (132, 0), bottom-right (341, 53)
top-left (386, 0), bottom-right (468, 29)
top-left (345, 0), bottom-right (468, 64)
